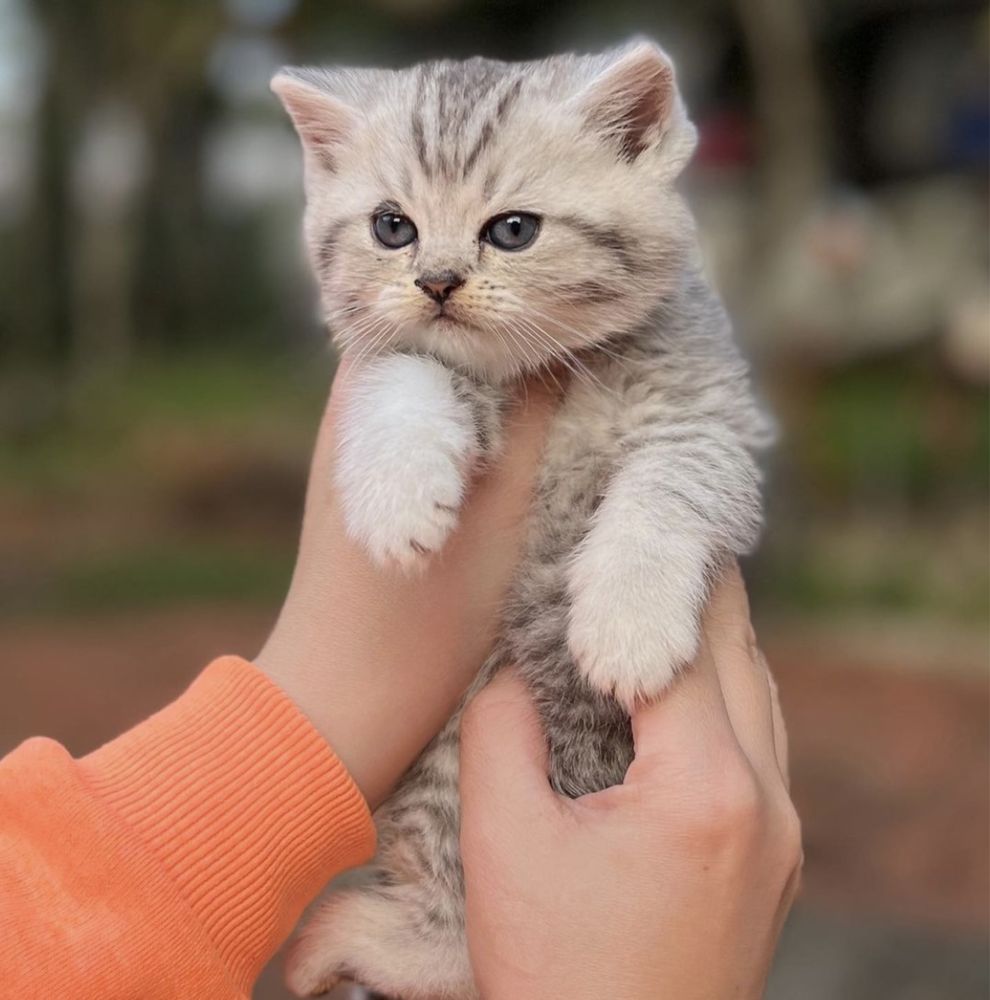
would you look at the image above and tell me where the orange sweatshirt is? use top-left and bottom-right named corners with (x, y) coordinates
top-left (0, 656), bottom-right (376, 999)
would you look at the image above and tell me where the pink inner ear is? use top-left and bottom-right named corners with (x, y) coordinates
top-left (618, 66), bottom-right (673, 159)
top-left (586, 49), bottom-right (676, 161)
top-left (272, 76), bottom-right (355, 170)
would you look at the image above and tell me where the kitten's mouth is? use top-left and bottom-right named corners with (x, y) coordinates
top-left (432, 310), bottom-right (466, 329)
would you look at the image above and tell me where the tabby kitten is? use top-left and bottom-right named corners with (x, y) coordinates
top-left (273, 41), bottom-right (771, 998)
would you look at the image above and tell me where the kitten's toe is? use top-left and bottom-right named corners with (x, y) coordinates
top-left (359, 499), bottom-right (460, 572)
top-left (567, 532), bottom-right (707, 709)
top-left (337, 451), bottom-right (465, 572)
top-left (569, 608), bottom-right (698, 709)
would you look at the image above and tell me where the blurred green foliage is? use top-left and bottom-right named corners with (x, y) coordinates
top-left (34, 540), bottom-right (293, 615)
top-left (0, 351), bottom-right (330, 495)
top-left (0, 350), bottom-right (332, 618)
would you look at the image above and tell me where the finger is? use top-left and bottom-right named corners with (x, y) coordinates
top-left (761, 651), bottom-right (790, 788)
top-left (459, 669), bottom-right (556, 819)
top-left (629, 625), bottom-right (735, 769)
top-left (704, 564), bottom-right (782, 786)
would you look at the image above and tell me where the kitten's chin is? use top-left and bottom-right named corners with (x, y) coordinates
top-left (391, 319), bottom-right (537, 383)
top-left (431, 314), bottom-right (467, 333)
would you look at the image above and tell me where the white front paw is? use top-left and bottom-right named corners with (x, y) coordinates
top-left (336, 355), bottom-right (476, 571)
top-left (340, 460), bottom-right (462, 571)
top-left (567, 527), bottom-right (709, 710)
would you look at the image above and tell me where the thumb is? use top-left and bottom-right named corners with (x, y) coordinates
top-left (459, 668), bottom-right (555, 819)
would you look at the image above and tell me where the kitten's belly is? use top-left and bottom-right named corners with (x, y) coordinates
top-left (501, 382), bottom-right (623, 659)
top-left (531, 379), bottom-right (625, 547)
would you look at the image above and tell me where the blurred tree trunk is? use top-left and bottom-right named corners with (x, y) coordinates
top-left (18, 0), bottom-right (136, 378)
top-left (10, 1), bottom-right (77, 372)
top-left (734, 0), bottom-right (829, 248)
top-left (70, 102), bottom-right (148, 376)
top-left (73, 2), bottom-right (223, 377)
top-left (16, 0), bottom-right (222, 380)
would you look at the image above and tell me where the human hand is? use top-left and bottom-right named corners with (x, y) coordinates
top-left (255, 359), bottom-right (555, 809)
top-left (459, 565), bottom-right (801, 1000)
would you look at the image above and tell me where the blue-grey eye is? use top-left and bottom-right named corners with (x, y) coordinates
top-left (373, 212), bottom-right (417, 248)
top-left (483, 212), bottom-right (540, 251)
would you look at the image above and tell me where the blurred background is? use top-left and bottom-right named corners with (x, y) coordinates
top-left (0, 0), bottom-right (986, 996)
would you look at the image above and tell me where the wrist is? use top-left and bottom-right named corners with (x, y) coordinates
top-left (254, 594), bottom-right (483, 809)
top-left (253, 626), bottom-right (397, 810)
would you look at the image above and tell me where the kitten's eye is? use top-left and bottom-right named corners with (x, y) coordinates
top-left (483, 212), bottom-right (540, 251)
top-left (372, 212), bottom-right (417, 249)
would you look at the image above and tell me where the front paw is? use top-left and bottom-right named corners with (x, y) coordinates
top-left (567, 530), bottom-right (709, 709)
top-left (335, 355), bottom-right (476, 571)
top-left (339, 460), bottom-right (463, 571)
top-left (336, 427), bottom-right (468, 571)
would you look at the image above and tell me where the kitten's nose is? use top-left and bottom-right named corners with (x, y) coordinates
top-left (415, 271), bottom-right (464, 304)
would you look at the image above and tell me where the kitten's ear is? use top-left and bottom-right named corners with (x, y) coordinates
top-left (271, 69), bottom-right (359, 171)
top-left (578, 41), bottom-right (696, 173)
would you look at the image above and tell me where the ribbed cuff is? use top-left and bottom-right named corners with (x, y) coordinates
top-left (80, 656), bottom-right (375, 994)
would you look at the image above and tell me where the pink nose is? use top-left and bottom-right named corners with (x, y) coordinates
top-left (415, 272), bottom-right (464, 304)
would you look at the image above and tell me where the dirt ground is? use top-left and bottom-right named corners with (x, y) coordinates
top-left (1, 605), bottom-right (987, 997)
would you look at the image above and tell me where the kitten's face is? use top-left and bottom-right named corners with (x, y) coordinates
top-left (275, 44), bottom-right (697, 380)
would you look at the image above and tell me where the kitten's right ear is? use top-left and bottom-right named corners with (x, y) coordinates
top-left (271, 69), bottom-right (359, 171)
top-left (575, 41), bottom-right (696, 177)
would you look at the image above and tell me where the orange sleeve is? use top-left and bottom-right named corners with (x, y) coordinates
top-left (0, 656), bottom-right (375, 999)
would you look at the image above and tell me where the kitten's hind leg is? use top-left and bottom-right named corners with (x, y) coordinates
top-left (286, 714), bottom-right (475, 1000)
top-left (285, 876), bottom-right (474, 999)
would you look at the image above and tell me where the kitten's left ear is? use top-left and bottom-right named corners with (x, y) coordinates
top-left (577, 41), bottom-right (696, 175)
top-left (271, 68), bottom-right (361, 172)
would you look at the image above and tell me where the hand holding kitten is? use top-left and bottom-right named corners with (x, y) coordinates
top-left (460, 566), bottom-right (801, 1000)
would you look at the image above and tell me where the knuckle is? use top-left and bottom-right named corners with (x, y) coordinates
top-left (774, 800), bottom-right (804, 869)
top-left (715, 771), bottom-right (764, 833)
top-left (677, 754), bottom-right (766, 845)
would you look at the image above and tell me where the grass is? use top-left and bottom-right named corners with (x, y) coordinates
top-left (0, 350), bottom-right (329, 618)
top-left (0, 349), bottom-right (335, 499)
top-left (34, 541), bottom-right (294, 617)
top-left (753, 532), bottom-right (990, 623)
